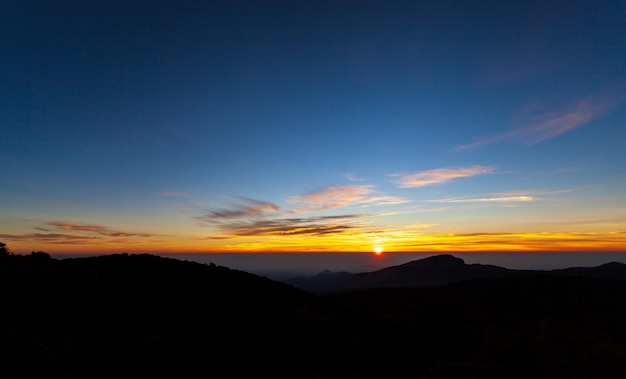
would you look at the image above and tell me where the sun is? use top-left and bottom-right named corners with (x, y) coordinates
top-left (373, 246), bottom-right (384, 255)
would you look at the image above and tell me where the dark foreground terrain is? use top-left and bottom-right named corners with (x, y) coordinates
top-left (1, 251), bottom-right (626, 378)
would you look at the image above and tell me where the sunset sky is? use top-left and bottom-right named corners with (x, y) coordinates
top-left (2, 0), bottom-right (625, 255)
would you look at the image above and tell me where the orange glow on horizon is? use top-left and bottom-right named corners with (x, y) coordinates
top-left (4, 230), bottom-right (626, 255)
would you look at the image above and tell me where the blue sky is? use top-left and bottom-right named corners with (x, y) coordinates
top-left (1, 0), bottom-right (625, 254)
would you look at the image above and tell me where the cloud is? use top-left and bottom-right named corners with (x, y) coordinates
top-left (195, 198), bottom-right (280, 222)
top-left (0, 233), bottom-right (100, 244)
top-left (344, 173), bottom-right (366, 182)
top-left (46, 221), bottom-right (154, 238)
top-left (428, 195), bottom-right (533, 203)
top-left (424, 188), bottom-right (577, 205)
top-left (100, 232), bottom-right (154, 238)
top-left (406, 223), bottom-right (439, 229)
top-left (207, 214), bottom-right (375, 238)
top-left (197, 186), bottom-right (406, 239)
top-left (0, 220), bottom-right (157, 246)
top-left (493, 189), bottom-right (577, 196)
top-left (289, 185), bottom-right (375, 212)
top-left (289, 185), bottom-right (409, 213)
top-left (393, 166), bottom-right (494, 188)
top-left (48, 221), bottom-right (107, 232)
top-left (455, 96), bottom-right (613, 151)
top-left (223, 220), bottom-right (352, 237)
top-left (196, 195), bottom-right (379, 238)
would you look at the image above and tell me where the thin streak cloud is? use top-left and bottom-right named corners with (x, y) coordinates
top-left (393, 166), bottom-right (494, 188)
top-left (47, 221), bottom-right (155, 238)
top-left (196, 189), bottom-right (391, 238)
top-left (344, 173), bottom-right (366, 182)
top-left (0, 233), bottom-right (100, 245)
top-left (493, 189), bottom-right (577, 197)
top-left (0, 220), bottom-right (158, 246)
top-left (288, 184), bottom-right (408, 213)
top-left (456, 96), bottom-right (613, 151)
top-left (429, 196), bottom-right (534, 203)
top-left (48, 221), bottom-right (108, 232)
top-left (196, 198), bottom-right (280, 222)
top-left (207, 214), bottom-right (376, 238)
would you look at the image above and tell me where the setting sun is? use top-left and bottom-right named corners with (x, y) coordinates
top-left (373, 247), bottom-right (384, 255)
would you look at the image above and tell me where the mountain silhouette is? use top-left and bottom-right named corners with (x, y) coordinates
top-left (283, 253), bottom-right (626, 293)
top-left (0, 252), bottom-right (312, 378)
top-left (551, 261), bottom-right (626, 280)
top-left (2, 250), bottom-right (626, 378)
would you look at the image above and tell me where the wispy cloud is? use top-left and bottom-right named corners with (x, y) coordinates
top-left (217, 215), bottom-right (373, 237)
top-left (393, 166), bottom-right (494, 188)
top-left (344, 173), bottom-right (366, 182)
top-left (196, 186), bottom-right (408, 240)
top-left (195, 198), bottom-right (280, 222)
top-left (456, 96), bottom-right (613, 151)
top-left (100, 232), bottom-right (154, 238)
top-left (0, 233), bottom-right (100, 245)
top-left (406, 223), bottom-right (439, 229)
top-left (425, 188), bottom-right (577, 205)
top-left (46, 221), bottom-right (154, 238)
top-left (202, 213), bottom-right (376, 238)
top-left (48, 221), bottom-right (108, 232)
top-left (195, 193), bottom-right (385, 238)
top-left (289, 184), bottom-right (409, 213)
top-left (428, 195), bottom-right (533, 203)
top-left (493, 189), bottom-right (577, 196)
top-left (0, 220), bottom-right (157, 246)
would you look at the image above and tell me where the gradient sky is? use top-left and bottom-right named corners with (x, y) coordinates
top-left (2, 0), bottom-right (625, 255)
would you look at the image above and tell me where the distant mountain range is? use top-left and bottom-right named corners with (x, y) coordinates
top-left (282, 253), bottom-right (626, 293)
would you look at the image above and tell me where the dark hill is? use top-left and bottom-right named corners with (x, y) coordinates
top-left (551, 261), bottom-right (626, 279)
top-left (0, 253), bottom-right (312, 378)
top-left (1, 252), bottom-right (626, 378)
top-left (327, 274), bottom-right (626, 378)
top-left (283, 254), bottom-right (626, 293)
top-left (345, 254), bottom-right (519, 289)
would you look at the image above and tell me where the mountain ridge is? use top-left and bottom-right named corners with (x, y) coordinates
top-left (282, 253), bottom-right (626, 293)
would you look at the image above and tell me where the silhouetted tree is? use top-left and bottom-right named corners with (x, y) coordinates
top-left (29, 251), bottom-right (52, 261)
top-left (0, 241), bottom-right (12, 257)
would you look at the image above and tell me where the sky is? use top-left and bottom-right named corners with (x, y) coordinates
top-left (1, 0), bottom-right (626, 257)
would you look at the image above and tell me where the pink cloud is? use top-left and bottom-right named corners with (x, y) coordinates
top-left (394, 166), bottom-right (494, 188)
top-left (289, 185), bottom-right (408, 213)
top-left (428, 195), bottom-right (533, 203)
top-left (48, 221), bottom-right (107, 232)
